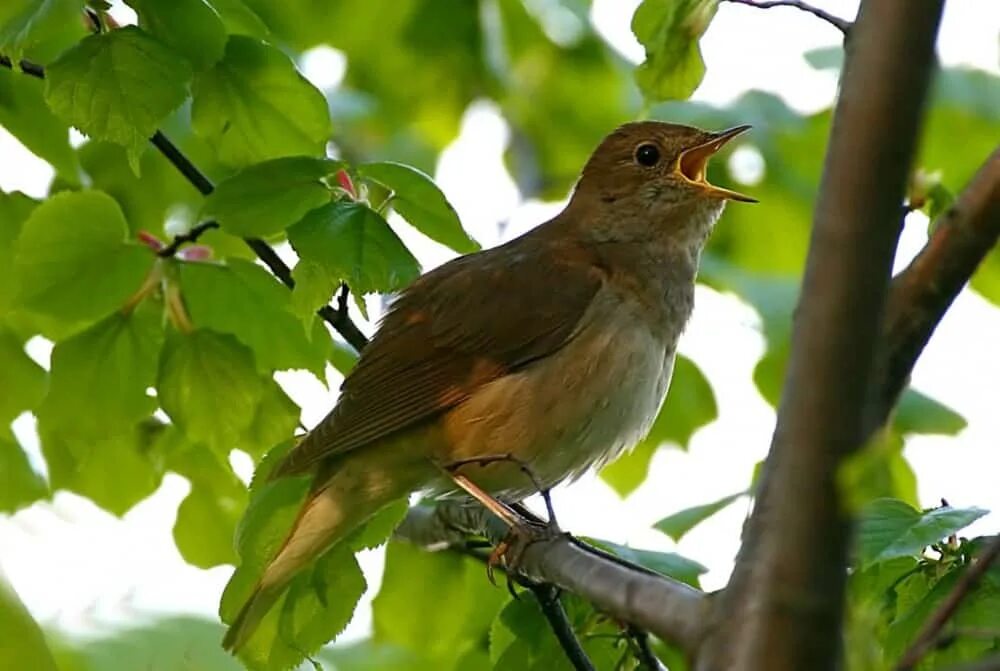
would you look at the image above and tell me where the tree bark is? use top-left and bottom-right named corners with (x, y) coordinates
top-left (697, 2), bottom-right (943, 669)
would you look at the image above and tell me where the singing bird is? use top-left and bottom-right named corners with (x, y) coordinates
top-left (222, 121), bottom-right (754, 652)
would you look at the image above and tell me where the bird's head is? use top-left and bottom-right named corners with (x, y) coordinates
top-left (569, 121), bottom-right (755, 242)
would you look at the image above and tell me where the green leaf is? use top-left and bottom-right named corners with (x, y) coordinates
top-left (178, 258), bottom-right (326, 375)
top-left (586, 538), bottom-right (707, 588)
top-left (39, 417), bottom-right (167, 515)
top-left (208, 0), bottom-right (269, 39)
top-left (490, 591), bottom-right (625, 670)
top-left (0, 428), bottom-right (48, 513)
top-left (0, 328), bottom-right (46, 424)
top-left (171, 444), bottom-right (247, 568)
top-left (654, 491), bottom-right (745, 542)
top-left (839, 431), bottom-right (919, 512)
top-left (894, 388), bottom-right (966, 436)
top-left (288, 201), bottom-right (421, 298)
top-left (0, 0), bottom-right (85, 63)
top-left (191, 35), bottom-right (331, 167)
top-left (0, 567), bottom-right (58, 671)
top-left (77, 139), bottom-right (200, 236)
top-left (0, 68), bottom-right (77, 178)
top-left (357, 161), bottom-right (478, 253)
top-left (347, 498), bottom-right (410, 552)
top-left (0, 190), bottom-right (37, 316)
top-left (856, 498), bottom-right (988, 567)
top-left (220, 473), bottom-right (366, 670)
top-left (600, 354), bottom-right (717, 497)
top-left (13, 190), bottom-right (155, 333)
top-left (239, 379), bottom-right (300, 459)
top-left (157, 329), bottom-right (266, 454)
top-left (126, 0), bottom-right (227, 70)
top-left (373, 541), bottom-right (506, 665)
top-left (37, 301), bottom-right (163, 440)
top-left (200, 156), bottom-right (340, 237)
top-left (632, 0), bottom-right (719, 102)
top-left (44, 27), bottom-right (193, 170)
top-left (885, 559), bottom-right (1000, 666)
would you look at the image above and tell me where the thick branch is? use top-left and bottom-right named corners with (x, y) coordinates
top-left (721, 0), bottom-right (851, 35)
top-left (896, 535), bottom-right (1000, 671)
top-left (701, 2), bottom-right (943, 670)
top-left (0, 55), bottom-right (369, 353)
top-left (396, 503), bottom-right (711, 657)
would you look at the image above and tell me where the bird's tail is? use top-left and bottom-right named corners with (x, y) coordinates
top-left (222, 442), bottom-right (429, 653)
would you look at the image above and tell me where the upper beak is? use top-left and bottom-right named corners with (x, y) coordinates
top-left (675, 125), bottom-right (757, 203)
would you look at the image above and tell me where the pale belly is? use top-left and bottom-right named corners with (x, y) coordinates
top-left (433, 292), bottom-right (677, 500)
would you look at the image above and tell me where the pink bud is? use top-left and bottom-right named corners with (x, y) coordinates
top-left (179, 245), bottom-right (212, 261)
top-left (335, 169), bottom-right (356, 197)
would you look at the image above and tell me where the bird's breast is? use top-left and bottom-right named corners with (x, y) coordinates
top-left (438, 285), bottom-right (679, 499)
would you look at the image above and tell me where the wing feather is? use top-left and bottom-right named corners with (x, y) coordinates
top-left (272, 236), bottom-right (604, 477)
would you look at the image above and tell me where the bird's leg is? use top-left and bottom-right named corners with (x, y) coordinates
top-left (444, 453), bottom-right (560, 527)
top-left (442, 455), bottom-right (565, 581)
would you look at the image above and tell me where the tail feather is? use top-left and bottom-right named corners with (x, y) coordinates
top-left (222, 584), bottom-right (279, 652)
top-left (221, 441), bottom-right (431, 653)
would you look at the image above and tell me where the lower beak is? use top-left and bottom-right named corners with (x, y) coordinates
top-left (676, 125), bottom-right (757, 203)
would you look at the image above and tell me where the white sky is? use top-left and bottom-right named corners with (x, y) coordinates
top-left (2, 0), bottom-right (1000, 654)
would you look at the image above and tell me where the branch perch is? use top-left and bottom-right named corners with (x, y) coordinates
top-left (396, 503), bottom-right (711, 657)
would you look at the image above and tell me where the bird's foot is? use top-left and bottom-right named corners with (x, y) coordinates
top-left (486, 513), bottom-right (565, 587)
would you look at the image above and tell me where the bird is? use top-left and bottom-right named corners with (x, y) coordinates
top-left (221, 120), bottom-right (754, 653)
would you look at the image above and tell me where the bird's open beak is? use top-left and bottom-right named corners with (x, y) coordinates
top-left (675, 125), bottom-right (757, 203)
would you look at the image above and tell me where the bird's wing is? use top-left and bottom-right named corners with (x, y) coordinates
top-left (272, 239), bottom-right (605, 476)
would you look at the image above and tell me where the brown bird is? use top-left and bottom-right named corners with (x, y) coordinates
top-left (222, 121), bottom-right (754, 652)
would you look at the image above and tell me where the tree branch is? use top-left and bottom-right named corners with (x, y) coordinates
top-left (395, 503), bottom-right (711, 658)
top-left (875, 146), bottom-right (1000, 427)
top-left (721, 0), bottom-right (852, 35)
top-left (0, 55), bottom-right (370, 354)
top-left (699, 2), bottom-right (943, 669)
top-left (896, 535), bottom-right (1000, 671)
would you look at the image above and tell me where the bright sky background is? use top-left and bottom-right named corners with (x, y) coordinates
top-left (2, 0), bottom-right (1000, 653)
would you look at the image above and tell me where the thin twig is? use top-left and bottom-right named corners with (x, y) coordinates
top-left (450, 543), bottom-right (598, 670)
top-left (0, 55), bottom-right (370, 354)
top-left (627, 626), bottom-right (666, 671)
top-left (157, 220), bottom-right (220, 257)
top-left (150, 131), bottom-right (213, 196)
top-left (896, 536), bottom-right (1000, 671)
top-left (530, 583), bottom-right (597, 671)
top-left (722, 0), bottom-right (852, 34)
top-left (0, 55), bottom-right (45, 79)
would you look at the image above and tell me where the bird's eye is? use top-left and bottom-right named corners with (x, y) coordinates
top-left (634, 143), bottom-right (661, 167)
